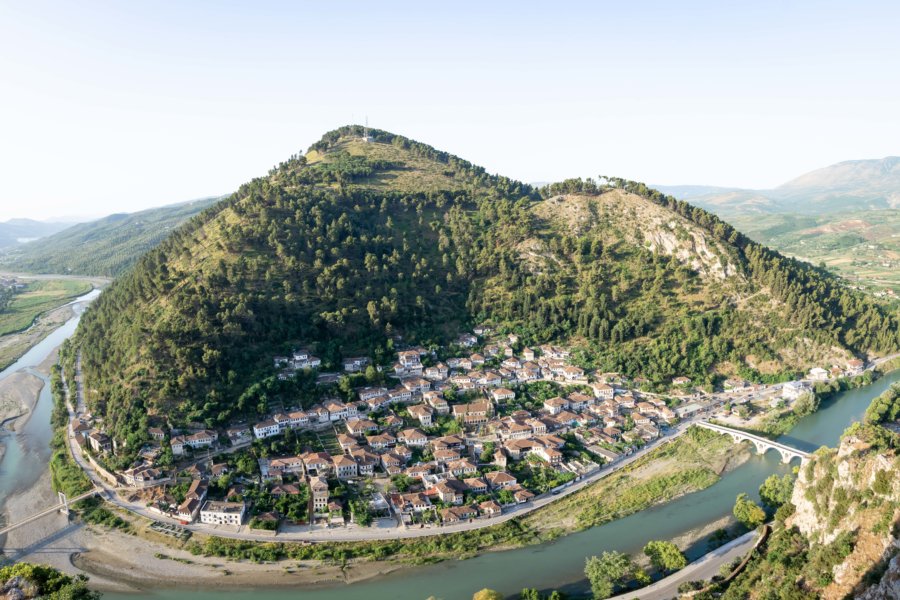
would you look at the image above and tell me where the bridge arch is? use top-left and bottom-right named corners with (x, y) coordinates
top-left (695, 421), bottom-right (810, 465)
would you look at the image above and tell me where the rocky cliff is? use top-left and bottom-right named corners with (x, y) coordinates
top-left (788, 428), bottom-right (899, 599)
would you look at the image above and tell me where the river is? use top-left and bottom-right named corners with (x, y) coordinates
top-left (0, 289), bottom-right (100, 511)
top-left (92, 369), bottom-right (898, 600)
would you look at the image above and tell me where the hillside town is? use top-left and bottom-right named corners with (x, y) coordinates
top-left (68, 326), bottom-right (872, 535)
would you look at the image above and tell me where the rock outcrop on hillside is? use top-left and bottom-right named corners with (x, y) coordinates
top-left (855, 551), bottom-right (900, 599)
top-left (788, 432), bottom-right (899, 599)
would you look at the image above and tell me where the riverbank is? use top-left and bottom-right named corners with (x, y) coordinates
top-left (18, 425), bottom-right (751, 594)
top-left (64, 497), bottom-right (743, 594)
top-left (522, 425), bottom-right (751, 535)
top-left (73, 532), bottom-right (407, 592)
top-left (10, 372), bottom-right (896, 600)
top-left (0, 372), bottom-right (43, 432)
top-left (0, 347), bottom-right (61, 464)
top-left (0, 273), bottom-right (107, 371)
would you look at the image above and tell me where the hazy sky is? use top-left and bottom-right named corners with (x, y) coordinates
top-left (2, 1), bottom-right (899, 221)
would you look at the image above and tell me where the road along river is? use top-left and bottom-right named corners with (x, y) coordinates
top-left (93, 369), bottom-right (898, 600)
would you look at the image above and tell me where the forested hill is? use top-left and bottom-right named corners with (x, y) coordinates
top-left (0, 197), bottom-right (220, 277)
top-left (73, 125), bottom-right (900, 448)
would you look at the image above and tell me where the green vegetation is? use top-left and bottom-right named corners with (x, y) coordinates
top-left (576, 467), bottom-right (718, 530)
top-left (755, 371), bottom-right (876, 437)
top-left (727, 209), bottom-right (900, 295)
top-left (732, 493), bottom-right (766, 530)
top-left (69, 126), bottom-right (899, 455)
top-left (0, 279), bottom-right (91, 335)
top-left (79, 496), bottom-right (131, 531)
top-left (584, 551), bottom-right (649, 599)
top-left (0, 562), bottom-right (100, 599)
top-left (519, 589), bottom-right (566, 600)
top-left (189, 517), bottom-right (548, 564)
top-left (48, 363), bottom-right (92, 497)
top-left (758, 473), bottom-right (794, 509)
top-left (864, 382), bottom-right (900, 425)
top-left (1, 198), bottom-right (219, 277)
top-left (643, 540), bottom-right (688, 573)
top-left (530, 426), bottom-right (735, 533)
top-left (508, 456), bottom-right (576, 494)
top-left (718, 526), bottom-right (857, 599)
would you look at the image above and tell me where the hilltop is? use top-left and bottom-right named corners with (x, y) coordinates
top-left (72, 126), bottom-right (899, 444)
top-left (0, 197), bottom-right (221, 277)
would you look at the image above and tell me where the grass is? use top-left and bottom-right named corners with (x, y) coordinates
top-left (524, 426), bottom-right (741, 533)
top-left (78, 496), bottom-right (132, 531)
top-left (0, 279), bottom-right (92, 335)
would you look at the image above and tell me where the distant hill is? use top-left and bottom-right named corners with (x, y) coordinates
top-left (776, 156), bottom-right (900, 212)
top-left (651, 184), bottom-right (741, 200)
top-left (0, 218), bottom-right (71, 249)
top-left (70, 126), bottom-right (898, 449)
top-left (659, 158), bottom-right (900, 294)
top-left (663, 157), bottom-right (900, 216)
top-left (0, 197), bottom-right (221, 277)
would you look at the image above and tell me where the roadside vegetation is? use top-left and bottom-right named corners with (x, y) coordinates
top-left (48, 363), bottom-right (92, 498)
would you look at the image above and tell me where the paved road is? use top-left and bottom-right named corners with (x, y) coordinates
top-left (610, 530), bottom-right (758, 600)
top-left (60, 351), bottom-right (898, 543)
top-left (67, 352), bottom-right (721, 541)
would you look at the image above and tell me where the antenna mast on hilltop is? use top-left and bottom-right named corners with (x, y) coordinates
top-left (362, 116), bottom-right (373, 143)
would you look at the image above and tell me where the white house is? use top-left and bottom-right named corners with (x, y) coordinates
top-left (807, 367), bottom-right (830, 381)
top-left (253, 419), bottom-right (282, 439)
top-left (782, 381), bottom-right (812, 400)
top-left (343, 356), bottom-right (370, 372)
top-left (199, 500), bottom-right (246, 526)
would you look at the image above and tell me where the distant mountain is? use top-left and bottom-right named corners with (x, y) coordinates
top-left (0, 218), bottom-right (71, 249)
top-left (662, 157), bottom-right (900, 216)
top-left (651, 184), bottom-right (740, 199)
top-left (658, 158), bottom-right (900, 293)
top-left (0, 197), bottom-right (221, 277)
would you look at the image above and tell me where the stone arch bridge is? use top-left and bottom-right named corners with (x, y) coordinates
top-left (696, 421), bottom-right (810, 464)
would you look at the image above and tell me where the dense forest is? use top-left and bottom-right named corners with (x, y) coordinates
top-left (72, 126), bottom-right (900, 452)
top-left (0, 197), bottom-right (219, 276)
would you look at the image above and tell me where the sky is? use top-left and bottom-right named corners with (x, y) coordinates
top-left (1, 1), bottom-right (899, 221)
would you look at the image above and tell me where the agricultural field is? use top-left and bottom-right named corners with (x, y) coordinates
top-left (728, 209), bottom-right (900, 296)
top-left (0, 278), bottom-right (92, 336)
